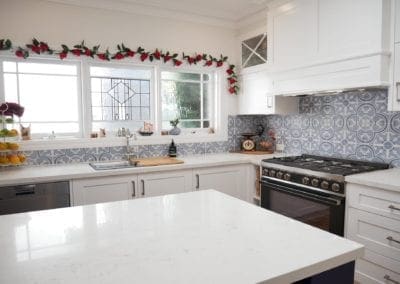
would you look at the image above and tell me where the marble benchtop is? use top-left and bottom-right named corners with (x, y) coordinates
top-left (0, 190), bottom-right (363, 284)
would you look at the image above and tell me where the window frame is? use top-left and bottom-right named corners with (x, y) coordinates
top-left (0, 54), bottom-right (225, 149)
top-left (0, 56), bottom-right (84, 138)
top-left (159, 67), bottom-right (216, 133)
top-left (82, 60), bottom-right (156, 136)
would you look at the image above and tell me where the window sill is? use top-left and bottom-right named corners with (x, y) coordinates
top-left (18, 133), bottom-right (228, 151)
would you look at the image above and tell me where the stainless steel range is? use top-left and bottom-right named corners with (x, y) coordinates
top-left (260, 155), bottom-right (389, 236)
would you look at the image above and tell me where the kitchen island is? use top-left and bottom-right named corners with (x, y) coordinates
top-left (0, 190), bottom-right (363, 283)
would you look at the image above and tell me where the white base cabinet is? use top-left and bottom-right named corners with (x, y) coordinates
top-left (71, 176), bottom-right (136, 206)
top-left (71, 165), bottom-right (250, 206)
top-left (193, 165), bottom-right (247, 200)
top-left (345, 183), bottom-right (400, 283)
top-left (137, 170), bottom-right (192, 198)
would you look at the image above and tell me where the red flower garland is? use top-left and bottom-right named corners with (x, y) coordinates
top-left (0, 38), bottom-right (239, 94)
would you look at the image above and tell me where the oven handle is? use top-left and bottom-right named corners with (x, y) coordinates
top-left (262, 180), bottom-right (343, 206)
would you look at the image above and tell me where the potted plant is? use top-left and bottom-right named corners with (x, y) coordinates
top-left (169, 118), bottom-right (181, 135)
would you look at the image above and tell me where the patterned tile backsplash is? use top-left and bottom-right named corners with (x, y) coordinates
top-left (21, 88), bottom-right (400, 167)
top-left (230, 89), bottom-right (400, 167)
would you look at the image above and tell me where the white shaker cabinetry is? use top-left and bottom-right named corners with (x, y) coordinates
top-left (71, 175), bottom-right (137, 206)
top-left (266, 0), bottom-right (391, 95)
top-left (137, 170), bottom-right (192, 198)
top-left (193, 165), bottom-right (248, 200)
top-left (390, 0), bottom-right (400, 111)
top-left (239, 70), bottom-right (298, 115)
top-left (345, 183), bottom-right (400, 283)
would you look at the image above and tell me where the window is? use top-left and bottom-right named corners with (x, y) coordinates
top-left (89, 65), bottom-right (152, 132)
top-left (0, 57), bottom-right (218, 140)
top-left (2, 60), bottom-right (80, 136)
top-left (161, 71), bottom-right (213, 130)
top-left (241, 33), bottom-right (267, 68)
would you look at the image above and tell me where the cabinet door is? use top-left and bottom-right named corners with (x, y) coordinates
top-left (71, 175), bottom-right (136, 206)
top-left (138, 170), bottom-right (192, 198)
top-left (239, 71), bottom-right (271, 114)
top-left (396, 0), bottom-right (400, 43)
top-left (268, 0), bottom-right (318, 68)
top-left (194, 165), bottom-right (247, 200)
top-left (319, 0), bottom-right (383, 56)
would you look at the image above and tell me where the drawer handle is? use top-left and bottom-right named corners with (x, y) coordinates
top-left (389, 205), bottom-right (400, 212)
top-left (131, 181), bottom-right (136, 198)
top-left (384, 274), bottom-right (400, 284)
top-left (387, 236), bottom-right (400, 245)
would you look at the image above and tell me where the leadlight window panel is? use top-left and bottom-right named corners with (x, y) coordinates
top-left (2, 60), bottom-right (80, 136)
top-left (242, 33), bottom-right (267, 68)
top-left (161, 71), bottom-right (212, 129)
top-left (89, 67), bottom-right (152, 129)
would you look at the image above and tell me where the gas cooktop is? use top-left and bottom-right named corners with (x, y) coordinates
top-left (262, 154), bottom-right (389, 176)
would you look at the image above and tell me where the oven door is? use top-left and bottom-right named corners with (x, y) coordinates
top-left (261, 177), bottom-right (345, 236)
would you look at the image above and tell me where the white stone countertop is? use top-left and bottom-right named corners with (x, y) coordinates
top-left (345, 168), bottom-right (400, 192)
top-left (0, 153), bottom-right (280, 187)
top-left (0, 190), bottom-right (363, 284)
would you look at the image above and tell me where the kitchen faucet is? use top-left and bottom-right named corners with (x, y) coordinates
top-left (126, 132), bottom-right (139, 161)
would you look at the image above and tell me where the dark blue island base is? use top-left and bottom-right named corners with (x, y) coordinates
top-left (295, 261), bottom-right (355, 284)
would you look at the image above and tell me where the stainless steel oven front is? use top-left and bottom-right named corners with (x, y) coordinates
top-left (260, 175), bottom-right (345, 236)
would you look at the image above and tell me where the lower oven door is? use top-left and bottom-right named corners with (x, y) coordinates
top-left (261, 177), bottom-right (345, 236)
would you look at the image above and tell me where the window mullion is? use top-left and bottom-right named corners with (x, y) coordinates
top-left (200, 74), bottom-right (204, 128)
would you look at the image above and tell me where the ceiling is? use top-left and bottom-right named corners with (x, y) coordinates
top-left (47, 0), bottom-right (271, 28)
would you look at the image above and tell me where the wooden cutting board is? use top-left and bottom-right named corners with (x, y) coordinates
top-left (130, 156), bottom-right (184, 167)
top-left (230, 150), bottom-right (274, 155)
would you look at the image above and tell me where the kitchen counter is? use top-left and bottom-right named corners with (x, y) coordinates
top-left (345, 168), bottom-right (400, 192)
top-left (0, 190), bottom-right (363, 284)
top-left (0, 153), bottom-right (280, 187)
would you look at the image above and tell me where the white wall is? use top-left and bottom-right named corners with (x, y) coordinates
top-left (0, 0), bottom-right (239, 114)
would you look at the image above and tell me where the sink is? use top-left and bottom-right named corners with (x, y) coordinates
top-left (89, 160), bottom-right (139, 170)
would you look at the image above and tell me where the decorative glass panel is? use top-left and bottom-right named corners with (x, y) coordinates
top-left (242, 33), bottom-right (267, 68)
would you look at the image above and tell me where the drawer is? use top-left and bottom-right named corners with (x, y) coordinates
top-left (355, 258), bottom-right (400, 284)
top-left (347, 183), bottom-right (400, 221)
top-left (347, 208), bottom-right (400, 265)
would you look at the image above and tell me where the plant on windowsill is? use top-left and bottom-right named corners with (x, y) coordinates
top-left (169, 118), bottom-right (181, 135)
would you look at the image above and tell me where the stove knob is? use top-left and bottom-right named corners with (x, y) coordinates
top-left (276, 172), bottom-right (284, 179)
top-left (262, 169), bottom-right (269, 176)
top-left (311, 178), bottom-right (320, 187)
top-left (283, 173), bottom-right (291, 181)
top-left (321, 181), bottom-right (329, 190)
top-left (302, 177), bottom-right (310, 185)
top-left (331, 183), bottom-right (341, 192)
top-left (269, 170), bottom-right (276, 177)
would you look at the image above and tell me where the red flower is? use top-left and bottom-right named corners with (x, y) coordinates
top-left (140, 53), bottom-right (149, 61)
top-left (113, 53), bottom-right (124, 60)
top-left (125, 50), bottom-right (135, 57)
top-left (153, 50), bottom-right (161, 60)
top-left (174, 59), bottom-right (182, 66)
top-left (71, 49), bottom-right (81, 56)
top-left (228, 77), bottom-right (237, 84)
top-left (226, 69), bottom-right (234, 75)
top-left (196, 54), bottom-right (203, 61)
top-left (229, 87), bottom-right (236, 94)
top-left (216, 61), bottom-right (223, 67)
top-left (15, 50), bottom-right (24, 58)
top-left (163, 54), bottom-right (171, 62)
top-left (31, 45), bottom-right (41, 54)
top-left (59, 52), bottom-right (68, 59)
top-left (205, 60), bottom-right (213, 66)
top-left (97, 53), bottom-right (108, 60)
top-left (39, 43), bottom-right (49, 52)
top-left (188, 57), bottom-right (195, 64)
top-left (84, 49), bottom-right (92, 57)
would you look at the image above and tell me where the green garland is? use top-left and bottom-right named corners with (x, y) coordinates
top-left (0, 38), bottom-right (239, 94)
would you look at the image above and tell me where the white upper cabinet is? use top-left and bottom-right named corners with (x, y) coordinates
top-left (318, 0), bottom-right (386, 58)
top-left (269, 0), bottom-right (318, 69)
top-left (395, 0), bottom-right (400, 43)
top-left (264, 0), bottom-right (392, 95)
